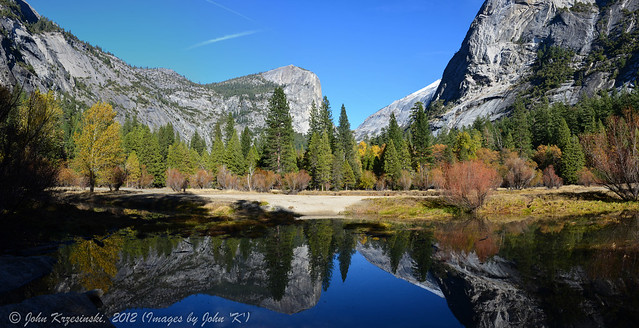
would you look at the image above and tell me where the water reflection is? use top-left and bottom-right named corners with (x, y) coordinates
top-left (39, 215), bottom-right (639, 327)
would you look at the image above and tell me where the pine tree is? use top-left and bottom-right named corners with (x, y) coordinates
top-left (399, 139), bottom-right (412, 171)
top-left (383, 140), bottom-right (401, 186)
top-left (336, 104), bottom-right (361, 182)
top-left (503, 131), bottom-right (515, 150)
top-left (224, 130), bottom-right (245, 175)
top-left (224, 112), bottom-right (235, 145)
top-left (167, 142), bottom-right (195, 175)
top-left (387, 112), bottom-right (403, 149)
top-left (190, 130), bottom-right (206, 155)
top-left (555, 117), bottom-right (572, 150)
top-left (73, 102), bottom-right (124, 192)
top-left (208, 122), bottom-right (225, 173)
top-left (512, 99), bottom-right (532, 156)
top-left (560, 135), bottom-right (585, 184)
top-left (332, 148), bottom-right (345, 190)
top-left (157, 123), bottom-right (176, 161)
top-left (532, 103), bottom-right (552, 148)
top-left (135, 128), bottom-right (164, 186)
top-left (246, 146), bottom-right (259, 172)
top-left (240, 126), bottom-right (252, 157)
top-left (343, 160), bottom-right (355, 191)
top-left (285, 142), bottom-right (299, 173)
top-left (319, 96), bottom-right (335, 150)
top-left (264, 87), bottom-right (297, 174)
top-left (409, 101), bottom-right (433, 168)
top-left (308, 132), bottom-right (333, 190)
top-left (307, 101), bottom-right (320, 142)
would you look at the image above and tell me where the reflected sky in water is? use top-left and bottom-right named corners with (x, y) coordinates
top-left (11, 215), bottom-right (639, 328)
top-left (113, 252), bottom-right (460, 328)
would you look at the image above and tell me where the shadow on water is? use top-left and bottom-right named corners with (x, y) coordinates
top-left (0, 191), bottom-right (299, 255)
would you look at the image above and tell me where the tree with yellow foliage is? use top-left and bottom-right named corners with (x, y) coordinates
top-left (0, 87), bottom-right (64, 210)
top-left (73, 102), bottom-right (124, 192)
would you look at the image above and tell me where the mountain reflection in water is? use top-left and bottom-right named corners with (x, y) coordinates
top-left (42, 215), bottom-right (639, 327)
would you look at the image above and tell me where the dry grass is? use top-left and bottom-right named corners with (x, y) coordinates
top-left (346, 196), bottom-right (457, 220)
top-left (346, 186), bottom-right (639, 221)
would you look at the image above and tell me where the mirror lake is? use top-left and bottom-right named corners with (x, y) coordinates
top-left (2, 215), bottom-right (639, 327)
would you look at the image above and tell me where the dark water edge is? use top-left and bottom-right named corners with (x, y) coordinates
top-left (1, 214), bottom-right (639, 327)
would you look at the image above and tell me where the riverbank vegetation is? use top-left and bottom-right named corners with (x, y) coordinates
top-left (2, 82), bottom-right (639, 215)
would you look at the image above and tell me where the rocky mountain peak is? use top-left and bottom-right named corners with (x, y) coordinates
top-left (0, 0), bottom-right (322, 143)
top-left (354, 80), bottom-right (440, 141)
top-left (358, 0), bottom-right (638, 137)
top-left (431, 0), bottom-right (637, 131)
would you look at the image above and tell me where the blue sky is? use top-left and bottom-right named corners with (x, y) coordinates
top-left (28, 0), bottom-right (484, 127)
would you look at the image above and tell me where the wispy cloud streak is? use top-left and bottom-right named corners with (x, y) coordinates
top-left (187, 30), bottom-right (259, 50)
top-left (204, 0), bottom-right (255, 22)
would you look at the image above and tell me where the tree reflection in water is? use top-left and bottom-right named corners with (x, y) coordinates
top-left (44, 215), bottom-right (639, 327)
top-left (67, 234), bottom-right (124, 292)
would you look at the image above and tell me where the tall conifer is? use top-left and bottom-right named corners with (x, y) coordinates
top-left (264, 87), bottom-right (297, 174)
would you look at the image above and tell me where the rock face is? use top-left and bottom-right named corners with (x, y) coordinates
top-left (432, 251), bottom-right (547, 328)
top-left (435, 0), bottom-right (639, 131)
top-left (357, 242), bottom-right (444, 297)
top-left (59, 236), bottom-right (323, 316)
top-left (354, 80), bottom-right (440, 141)
top-left (359, 0), bottom-right (639, 136)
top-left (0, 1), bottom-right (322, 141)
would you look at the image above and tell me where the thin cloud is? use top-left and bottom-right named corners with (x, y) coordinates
top-left (204, 0), bottom-right (255, 22)
top-left (187, 30), bottom-right (259, 50)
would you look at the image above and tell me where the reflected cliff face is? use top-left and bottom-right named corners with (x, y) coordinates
top-left (41, 216), bottom-right (639, 327)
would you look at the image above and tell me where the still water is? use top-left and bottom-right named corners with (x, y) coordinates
top-left (15, 216), bottom-right (639, 327)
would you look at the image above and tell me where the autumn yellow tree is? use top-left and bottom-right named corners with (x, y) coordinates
top-left (73, 102), bottom-right (124, 192)
top-left (125, 151), bottom-right (141, 188)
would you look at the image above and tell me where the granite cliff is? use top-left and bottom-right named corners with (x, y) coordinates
top-left (357, 0), bottom-right (639, 136)
top-left (0, 0), bottom-right (322, 142)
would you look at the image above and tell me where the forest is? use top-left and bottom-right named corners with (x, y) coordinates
top-left (1, 83), bottom-right (639, 214)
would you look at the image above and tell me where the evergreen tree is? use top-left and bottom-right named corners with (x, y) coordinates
top-left (560, 135), bottom-right (585, 184)
top-left (399, 139), bottom-right (412, 172)
top-left (308, 132), bottom-right (333, 190)
top-left (167, 142), bottom-right (196, 175)
top-left (246, 146), bottom-right (259, 172)
top-left (190, 130), bottom-right (206, 155)
top-left (555, 117), bottom-right (572, 150)
top-left (532, 103), bottom-right (552, 147)
top-left (338, 233), bottom-right (356, 282)
top-left (387, 112), bottom-right (403, 149)
top-left (224, 112), bottom-right (235, 145)
top-left (157, 123), bottom-right (176, 161)
top-left (264, 87), bottom-right (297, 174)
top-left (208, 122), bottom-right (225, 173)
top-left (343, 160), bottom-right (355, 191)
top-left (307, 101), bottom-right (320, 142)
top-left (332, 148), bottom-right (345, 190)
top-left (336, 104), bottom-right (361, 182)
top-left (409, 101), bottom-right (433, 168)
top-left (121, 115), bottom-right (139, 138)
top-left (512, 99), bottom-right (532, 156)
top-left (319, 96), bottom-right (335, 150)
top-left (383, 140), bottom-right (402, 186)
top-left (503, 131), bottom-right (515, 150)
top-left (240, 126), bottom-right (252, 157)
top-left (135, 128), bottom-right (164, 186)
top-left (224, 130), bottom-right (245, 175)
top-left (337, 104), bottom-right (354, 158)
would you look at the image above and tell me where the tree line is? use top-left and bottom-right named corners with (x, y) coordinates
top-left (2, 83), bottom-right (639, 213)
